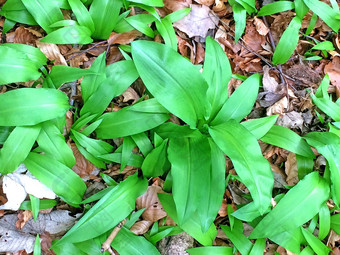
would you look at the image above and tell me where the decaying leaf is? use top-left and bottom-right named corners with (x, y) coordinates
top-left (130, 220), bottom-right (153, 235)
top-left (36, 40), bottom-right (67, 66)
top-left (324, 56), bottom-right (340, 98)
top-left (173, 4), bottom-right (218, 38)
top-left (277, 111), bottom-right (304, 130)
top-left (121, 87), bottom-right (140, 104)
top-left (164, 0), bottom-right (191, 12)
top-left (71, 143), bottom-right (96, 178)
top-left (285, 153), bottom-right (299, 186)
top-left (136, 186), bottom-right (167, 222)
top-left (267, 96), bottom-right (288, 116)
top-left (108, 30), bottom-right (142, 45)
top-left (16, 211), bottom-right (33, 230)
top-left (253, 17), bottom-right (269, 36)
top-left (194, 0), bottom-right (214, 6)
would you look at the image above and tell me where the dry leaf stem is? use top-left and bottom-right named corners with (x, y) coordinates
top-left (101, 218), bottom-right (127, 254)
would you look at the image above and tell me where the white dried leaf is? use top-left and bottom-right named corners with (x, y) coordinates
top-left (0, 176), bottom-right (27, 210)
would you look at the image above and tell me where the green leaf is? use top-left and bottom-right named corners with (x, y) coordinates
top-left (0, 125), bottom-right (41, 174)
top-left (331, 214), bottom-right (340, 234)
top-left (21, 0), bottom-right (64, 33)
top-left (304, 132), bottom-right (340, 208)
top-left (209, 120), bottom-right (273, 214)
top-left (55, 173), bottom-right (147, 244)
top-left (158, 193), bottom-right (217, 246)
top-left (257, 1), bottom-right (294, 16)
top-left (249, 238), bottom-right (266, 255)
top-left (241, 115), bottom-right (278, 139)
top-left (301, 227), bottom-right (332, 255)
top-left (273, 16), bottom-right (302, 65)
top-left (112, 227), bottom-right (160, 255)
top-left (0, 88), bottom-right (69, 126)
top-left (231, 2), bottom-right (246, 43)
top-left (68, 0), bottom-right (95, 33)
top-left (221, 221), bottom-right (253, 255)
top-left (0, 0), bottom-right (38, 25)
top-left (0, 45), bottom-right (44, 84)
top-left (187, 246), bottom-right (233, 255)
top-left (20, 199), bottom-right (57, 210)
top-left (166, 8), bottom-right (191, 23)
top-left (131, 132), bottom-right (153, 156)
top-left (41, 25), bottom-right (93, 44)
top-left (311, 41), bottom-right (335, 51)
top-left (268, 227), bottom-right (303, 254)
top-left (89, 0), bottom-right (123, 39)
top-left (318, 203), bottom-right (330, 240)
top-left (203, 36), bottom-right (231, 120)
top-left (80, 60), bottom-right (139, 116)
top-left (29, 195), bottom-right (40, 221)
top-left (81, 52), bottom-right (107, 103)
top-left (24, 152), bottom-right (87, 206)
top-left (302, 0), bottom-right (340, 32)
top-left (132, 40), bottom-right (208, 128)
top-left (99, 152), bottom-right (144, 168)
top-left (128, 0), bottom-right (164, 7)
top-left (154, 123), bottom-right (200, 139)
top-left (311, 95), bottom-right (340, 121)
top-left (261, 125), bottom-right (315, 158)
top-left (211, 73), bottom-right (261, 125)
top-left (296, 155), bottom-right (314, 180)
top-left (125, 14), bottom-right (156, 38)
top-left (155, 16), bottom-right (177, 50)
top-left (142, 138), bottom-right (169, 177)
top-left (37, 121), bottom-right (76, 168)
top-left (95, 99), bottom-right (170, 139)
top-left (250, 172), bottom-right (330, 239)
top-left (315, 74), bottom-right (330, 99)
top-left (34, 234), bottom-right (41, 255)
top-left (121, 136), bottom-right (136, 171)
top-left (294, 0), bottom-right (309, 19)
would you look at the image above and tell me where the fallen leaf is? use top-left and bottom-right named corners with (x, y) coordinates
top-left (324, 56), bottom-right (340, 98)
top-left (70, 143), bottom-right (96, 178)
top-left (266, 96), bottom-right (288, 116)
top-left (108, 30), bottom-right (142, 45)
top-left (194, 0), bottom-right (214, 5)
top-left (164, 0), bottom-right (191, 12)
top-left (253, 17), bottom-right (269, 36)
top-left (122, 87), bottom-right (140, 104)
top-left (36, 40), bottom-right (67, 66)
top-left (6, 26), bottom-right (38, 45)
top-left (277, 111), bottom-right (304, 130)
top-left (286, 64), bottom-right (322, 87)
top-left (136, 186), bottom-right (167, 222)
top-left (173, 4), bottom-right (218, 38)
top-left (16, 211), bottom-right (33, 230)
top-left (262, 66), bottom-right (281, 93)
top-left (285, 153), bottom-right (299, 186)
top-left (130, 220), bottom-right (153, 235)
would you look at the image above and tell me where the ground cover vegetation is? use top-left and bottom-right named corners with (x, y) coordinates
top-left (0, 0), bottom-right (339, 254)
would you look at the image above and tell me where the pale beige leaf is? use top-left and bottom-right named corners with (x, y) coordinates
top-left (136, 186), bottom-right (167, 222)
top-left (36, 40), bottom-right (67, 66)
top-left (194, 0), bottom-right (214, 5)
top-left (130, 220), bottom-right (153, 235)
top-left (122, 87), bottom-right (140, 104)
top-left (262, 66), bottom-right (280, 93)
top-left (266, 96), bottom-right (288, 115)
top-left (253, 17), bottom-right (269, 36)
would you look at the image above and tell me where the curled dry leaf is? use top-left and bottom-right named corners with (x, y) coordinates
top-left (253, 17), bottom-right (269, 36)
top-left (16, 211), bottom-right (33, 230)
top-left (267, 96), bottom-right (288, 116)
top-left (136, 186), bottom-right (167, 222)
top-left (122, 87), bottom-right (140, 104)
top-left (324, 56), bottom-right (340, 98)
top-left (70, 143), bottom-right (96, 178)
top-left (262, 66), bottom-right (280, 93)
top-left (164, 0), bottom-right (191, 12)
top-left (173, 4), bottom-right (218, 38)
top-left (130, 220), bottom-right (153, 235)
top-left (108, 30), bottom-right (142, 45)
top-left (285, 153), bottom-right (299, 186)
top-left (36, 40), bottom-right (67, 66)
top-left (277, 111), bottom-right (304, 130)
top-left (194, 0), bottom-right (214, 6)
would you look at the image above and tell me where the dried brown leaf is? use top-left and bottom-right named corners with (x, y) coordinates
top-left (108, 30), bottom-right (142, 45)
top-left (6, 26), bottom-right (38, 45)
top-left (194, 0), bottom-right (214, 5)
top-left (266, 96), bottom-right (288, 116)
top-left (36, 40), bottom-right (67, 66)
top-left (136, 186), bottom-right (167, 222)
top-left (164, 0), bottom-right (191, 12)
top-left (285, 153), bottom-right (299, 186)
top-left (324, 56), bottom-right (340, 98)
top-left (130, 220), bottom-right (153, 235)
top-left (122, 87), bottom-right (140, 104)
top-left (263, 66), bottom-right (280, 93)
top-left (173, 4), bottom-right (218, 38)
top-left (70, 143), bottom-right (96, 178)
top-left (253, 17), bottom-right (269, 36)
top-left (16, 211), bottom-right (33, 230)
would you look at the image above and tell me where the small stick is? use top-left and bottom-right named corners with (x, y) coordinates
top-left (101, 219), bottom-right (127, 254)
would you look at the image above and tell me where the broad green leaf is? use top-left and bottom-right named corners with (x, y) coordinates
top-left (154, 123), bottom-right (200, 139)
top-left (312, 41), bottom-right (335, 51)
top-left (89, 0), bottom-right (122, 39)
top-left (132, 40), bottom-right (208, 128)
top-left (112, 227), bottom-right (160, 255)
top-left (296, 154), bottom-right (314, 180)
top-left (158, 193), bottom-right (217, 246)
top-left (306, 13), bottom-right (318, 35)
top-left (301, 227), bottom-right (332, 254)
top-left (311, 95), bottom-right (340, 121)
top-left (231, 2), bottom-right (247, 43)
top-left (20, 199), bottom-right (57, 210)
top-left (21, 0), bottom-right (64, 33)
top-left (128, 0), bottom-right (163, 7)
top-left (187, 246), bottom-right (233, 255)
top-left (142, 138), bottom-right (169, 177)
top-left (0, 126), bottom-right (13, 145)
top-left (0, 125), bottom-right (41, 174)
top-left (300, 246), bottom-right (315, 255)
top-left (37, 121), bottom-right (75, 168)
top-left (95, 99), bottom-right (169, 139)
top-left (166, 8), bottom-right (191, 23)
top-left (131, 132), bottom-right (153, 156)
top-left (294, 0), bottom-right (309, 19)
top-left (250, 172), bottom-right (330, 239)
top-left (3, 18), bottom-right (16, 34)
top-left (209, 120), bottom-right (273, 214)
top-left (315, 74), bottom-right (330, 99)
top-left (56, 173), bottom-right (147, 243)
top-left (272, 16), bottom-right (302, 65)
top-left (0, 88), bottom-right (69, 126)
top-left (302, 0), bottom-right (340, 32)
top-left (257, 1), bottom-right (294, 16)
top-left (232, 202), bottom-right (271, 222)
top-left (304, 132), bottom-right (340, 208)
top-left (203, 36), bottom-right (231, 120)
top-left (45, 65), bottom-right (95, 89)
top-left (155, 16), bottom-right (177, 50)
top-left (125, 14), bottom-right (156, 38)
top-left (268, 227), bottom-right (303, 254)
top-left (235, 0), bottom-right (256, 13)
top-left (24, 152), bottom-right (86, 206)
top-left (261, 125), bottom-right (315, 158)
top-left (318, 203), bottom-right (330, 240)
top-left (81, 52), bottom-right (107, 102)
top-left (29, 194), bottom-right (40, 221)
top-left (50, 19), bottom-right (78, 28)
top-left (0, 0), bottom-right (38, 25)
top-left (41, 25), bottom-right (93, 44)
top-left (99, 152), bottom-right (144, 168)
top-left (211, 73), bottom-right (261, 126)
top-left (221, 221), bottom-right (253, 255)
top-left (34, 234), bottom-right (41, 255)
top-left (68, 0), bottom-right (95, 33)
top-left (121, 136), bottom-right (136, 171)
top-left (74, 140), bottom-right (106, 168)
top-left (331, 214), bottom-right (340, 234)
top-left (80, 60), bottom-right (139, 116)
top-left (249, 238), bottom-right (266, 255)
top-left (241, 115), bottom-right (278, 139)
top-left (0, 46), bottom-right (43, 84)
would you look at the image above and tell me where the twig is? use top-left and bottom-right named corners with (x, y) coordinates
top-left (101, 219), bottom-right (127, 254)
